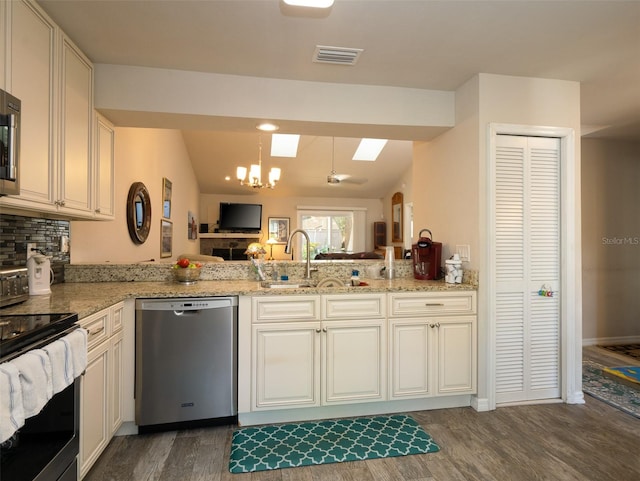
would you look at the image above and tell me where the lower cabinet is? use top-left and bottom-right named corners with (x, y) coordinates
top-left (78, 302), bottom-right (124, 479)
top-left (248, 291), bottom-right (476, 419)
top-left (389, 316), bottom-right (476, 399)
top-left (251, 294), bottom-right (386, 411)
top-left (388, 292), bottom-right (477, 399)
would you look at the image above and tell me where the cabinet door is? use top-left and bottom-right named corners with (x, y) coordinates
top-left (79, 339), bottom-right (109, 479)
top-left (109, 330), bottom-right (123, 436)
top-left (58, 33), bottom-right (93, 215)
top-left (4, 0), bottom-right (57, 207)
top-left (436, 317), bottom-right (476, 394)
top-left (253, 322), bottom-right (321, 409)
top-left (389, 319), bottom-right (432, 399)
top-left (323, 320), bottom-right (386, 404)
top-left (94, 113), bottom-right (115, 219)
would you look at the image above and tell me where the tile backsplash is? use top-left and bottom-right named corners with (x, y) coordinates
top-left (0, 213), bottom-right (70, 283)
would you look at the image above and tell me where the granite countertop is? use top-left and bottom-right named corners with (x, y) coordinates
top-left (1, 278), bottom-right (476, 319)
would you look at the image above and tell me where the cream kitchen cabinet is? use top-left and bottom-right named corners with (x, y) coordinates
top-left (251, 294), bottom-right (386, 411)
top-left (78, 302), bottom-right (124, 479)
top-left (93, 113), bottom-right (115, 219)
top-left (389, 292), bottom-right (477, 399)
top-left (321, 294), bottom-right (386, 404)
top-left (1, 0), bottom-right (57, 209)
top-left (57, 32), bottom-right (94, 217)
top-left (253, 320), bottom-right (321, 409)
top-left (0, 0), bottom-right (107, 220)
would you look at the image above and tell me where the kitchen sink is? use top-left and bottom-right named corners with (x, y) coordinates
top-left (260, 280), bottom-right (314, 289)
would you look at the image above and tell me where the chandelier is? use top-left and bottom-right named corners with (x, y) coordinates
top-left (236, 136), bottom-right (281, 189)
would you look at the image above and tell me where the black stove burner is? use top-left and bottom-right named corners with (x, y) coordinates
top-left (0, 313), bottom-right (79, 361)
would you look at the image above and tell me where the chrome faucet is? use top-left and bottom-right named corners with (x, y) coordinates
top-left (285, 229), bottom-right (312, 279)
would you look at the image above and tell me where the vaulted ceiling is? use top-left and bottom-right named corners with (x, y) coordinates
top-left (37, 0), bottom-right (640, 198)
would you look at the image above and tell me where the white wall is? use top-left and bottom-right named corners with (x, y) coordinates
top-left (412, 73), bottom-right (582, 405)
top-left (70, 128), bottom-right (201, 263)
top-left (581, 138), bottom-right (640, 342)
top-left (413, 75), bottom-right (480, 267)
top-left (199, 193), bottom-right (383, 260)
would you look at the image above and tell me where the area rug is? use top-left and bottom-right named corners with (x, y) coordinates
top-left (598, 344), bottom-right (640, 362)
top-left (604, 366), bottom-right (640, 386)
top-left (228, 414), bottom-right (440, 473)
top-left (583, 360), bottom-right (640, 419)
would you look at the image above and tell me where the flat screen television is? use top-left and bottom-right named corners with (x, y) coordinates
top-left (218, 202), bottom-right (262, 232)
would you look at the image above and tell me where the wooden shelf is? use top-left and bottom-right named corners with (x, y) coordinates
top-left (200, 233), bottom-right (261, 239)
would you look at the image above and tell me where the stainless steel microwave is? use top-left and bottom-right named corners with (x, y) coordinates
top-left (0, 88), bottom-right (21, 196)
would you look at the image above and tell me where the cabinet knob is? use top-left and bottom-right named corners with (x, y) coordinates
top-left (315, 328), bottom-right (321, 333)
top-left (429, 323), bottom-right (441, 328)
top-left (322, 327), bottom-right (327, 333)
top-left (95, 208), bottom-right (101, 213)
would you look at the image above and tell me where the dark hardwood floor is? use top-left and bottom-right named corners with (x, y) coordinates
top-left (85, 348), bottom-right (640, 481)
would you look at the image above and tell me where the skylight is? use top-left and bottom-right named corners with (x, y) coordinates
top-left (353, 138), bottom-right (388, 161)
top-left (271, 134), bottom-right (300, 158)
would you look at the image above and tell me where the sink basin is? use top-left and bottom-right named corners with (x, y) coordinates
top-left (260, 280), bottom-right (314, 289)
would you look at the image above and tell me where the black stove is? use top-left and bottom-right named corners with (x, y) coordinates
top-left (0, 313), bottom-right (79, 362)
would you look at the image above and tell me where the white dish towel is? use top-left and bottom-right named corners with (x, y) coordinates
top-left (61, 328), bottom-right (88, 379)
top-left (43, 339), bottom-right (74, 394)
top-left (10, 349), bottom-right (53, 418)
top-left (0, 362), bottom-right (25, 443)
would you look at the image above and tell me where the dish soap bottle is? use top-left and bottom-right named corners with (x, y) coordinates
top-left (350, 269), bottom-right (361, 286)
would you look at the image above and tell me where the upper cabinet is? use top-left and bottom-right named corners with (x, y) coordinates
top-left (58, 33), bottom-right (94, 216)
top-left (94, 113), bottom-right (115, 219)
top-left (0, 0), bottom-right (112, 221)
top-left (3, 0), bottom-right (58, 208)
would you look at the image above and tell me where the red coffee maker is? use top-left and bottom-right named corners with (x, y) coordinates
top-left (412, 229), bottom-right (442, 280)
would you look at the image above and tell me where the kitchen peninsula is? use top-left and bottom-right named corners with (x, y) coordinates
top-left (0, 259), bottom-right (476, 477)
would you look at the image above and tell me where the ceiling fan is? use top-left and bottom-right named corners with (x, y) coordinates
top-left (326, 137), bottom-right (368, 185)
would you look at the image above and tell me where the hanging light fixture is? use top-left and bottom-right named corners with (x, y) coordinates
top-left (236, 135), bottom-right (281, 189)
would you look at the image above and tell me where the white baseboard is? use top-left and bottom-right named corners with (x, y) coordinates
top-left (114, 421), bottom-right (138, 436)
top-left (567, 391), bottom-right (585, 405)
top-left (471, 396), bottom-right (491, 412)
top-left (583, 335), bottom-right (640, 346)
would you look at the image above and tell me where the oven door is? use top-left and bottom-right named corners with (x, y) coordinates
top-left (0, 377), bottom-right (79, 481)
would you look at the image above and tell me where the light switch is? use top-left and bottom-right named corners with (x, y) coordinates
top-left (456, 244), bottom-right (470, 262)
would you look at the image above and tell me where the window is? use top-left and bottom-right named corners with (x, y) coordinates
top-left (296, 207), bottom-right (366, 259)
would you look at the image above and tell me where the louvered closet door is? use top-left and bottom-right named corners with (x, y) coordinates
top-left (494, 135), bottom-right (561, 404)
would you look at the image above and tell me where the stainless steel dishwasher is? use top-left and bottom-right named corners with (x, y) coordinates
top-left (135, 297), bottom-right (238, 432)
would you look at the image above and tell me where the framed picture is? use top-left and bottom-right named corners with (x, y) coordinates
top-left (188, 211), bottom-right (197, 240)
top-left (162, 177), bottom-right (172, 219)
top-left (268, 217), bottom-right (290, 244)
top-left (161, 219), bottom-right (173, 258)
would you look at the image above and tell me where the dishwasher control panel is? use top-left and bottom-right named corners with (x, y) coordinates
top-left (136, 297), bottom-right (238, 311)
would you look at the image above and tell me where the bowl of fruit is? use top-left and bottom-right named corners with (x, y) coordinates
top-left (172, 258), bottom-right (203, 284)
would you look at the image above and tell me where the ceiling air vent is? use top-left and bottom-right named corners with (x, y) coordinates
top-left (313, 45), bottom-right (363, 65)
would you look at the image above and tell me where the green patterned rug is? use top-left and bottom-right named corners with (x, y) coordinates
top-left (229, 414), bottom-right (440, 473)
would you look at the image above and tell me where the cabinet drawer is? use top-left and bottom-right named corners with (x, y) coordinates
top-left (80, 309), bottom-right (109, 351)
top-left (253, 295), bottom-right (320, 322)
top-left (389, 292), bottom-right (476, 317)
top-left (323, 294), bottom-right (385, 319)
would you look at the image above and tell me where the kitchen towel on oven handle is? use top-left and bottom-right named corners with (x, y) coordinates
top-left (43, 339), bottom-right (74, 394)
top-left (0, 362), bottom-right (25, 443)
top-left (62, 328), bottom-right (88, 378)
top-left (10, 349), bottom-right (53, 418)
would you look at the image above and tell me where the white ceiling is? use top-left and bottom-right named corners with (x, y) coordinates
top-left (37, 0), bottom-right (640, 198)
